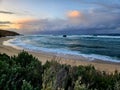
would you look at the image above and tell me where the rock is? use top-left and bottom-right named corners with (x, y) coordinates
top-left (63, 35), bottom-right (67, 37)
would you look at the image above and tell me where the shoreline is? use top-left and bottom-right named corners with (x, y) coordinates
top-left (0, 37), bottom-right (120, 73)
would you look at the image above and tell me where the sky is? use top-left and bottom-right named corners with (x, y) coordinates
top-left (0, 0), bottom-right (120, 34)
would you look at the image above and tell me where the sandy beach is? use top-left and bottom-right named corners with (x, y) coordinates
top-left (0, 37), bottom-right (120, 73)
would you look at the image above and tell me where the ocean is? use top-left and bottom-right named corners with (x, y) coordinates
top-left (4, 35), bottom-right (120, 62)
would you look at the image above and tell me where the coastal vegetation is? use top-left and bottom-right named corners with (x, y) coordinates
top-left (0, 51), bottom-right (120, 90)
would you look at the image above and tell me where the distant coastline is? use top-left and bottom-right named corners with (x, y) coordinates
top-left (0, 29), bottom-right (20, 37)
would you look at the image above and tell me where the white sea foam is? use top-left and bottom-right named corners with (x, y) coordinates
top-left (96, 36), bottom-right (120, 38)
top-left (36, 48), bottom-right (120, 63)
top-left (68, 35), bottom-right (120, 38)
top-left (79, 54), bottom-right (120, 63)
top-left (3, 38), bottom-right (23, 50)
top-left (3, 35), bottom-right (120, 63)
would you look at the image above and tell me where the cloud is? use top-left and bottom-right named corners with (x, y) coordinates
top-left (15, 8), bottom-right (120, 34)
top-left (10, 0), bottom-right (120, 34)
top-left (77, 0), bottom-right (120, 8)
top-left (0, 21), bottom-right (12, 29)
top-left (0, 21), bottom-right (12, 24)
top-left (14, 18), bottom-right (36, 29)
top-left (0, 10), bottom-right (15, 14)
top-left (67, 10), bottom-right (83, 18)
top-left (0, 10), bottom-right (33, 16)
top-left (0, 24), bottom-right (10, 27)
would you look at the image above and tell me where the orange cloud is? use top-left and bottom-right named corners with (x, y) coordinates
top-left (67, 10), bottom-right (85, 24)
top-left (0, 25), bottom-right (10, 29)
top-left (13, 18), bottom-right (35, 29)
top-left (0, 18), bottom-right (35, 30)
top-left (67, 10), bottom-right (83, 18)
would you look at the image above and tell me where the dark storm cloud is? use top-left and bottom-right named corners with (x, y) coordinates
top-left (0, 10), bottom-right (32, 16)
top-left (0, 10), bottom-right (15, 14)
top-left (0, 21), bottom-right (12, 24)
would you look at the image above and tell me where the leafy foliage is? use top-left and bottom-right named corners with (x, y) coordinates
top-left (0, 51), bottom-right (120, 90)
top-left (0, 51), bottom-right (42, 90)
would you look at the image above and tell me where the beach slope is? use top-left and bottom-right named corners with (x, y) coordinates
top-left (0, 37), bottom-right (120, 73)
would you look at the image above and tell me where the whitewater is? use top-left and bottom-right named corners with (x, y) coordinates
top-left (3, 35), bottom-right (120, 63)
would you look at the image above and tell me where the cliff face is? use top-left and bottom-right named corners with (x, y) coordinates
top-left (0, 30), bottom-right (20, 37)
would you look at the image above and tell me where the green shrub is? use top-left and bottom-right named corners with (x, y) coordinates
top-left (0, 51), bottom-right (120, 90)
top-left (0, 51), bottom-right (42, 90)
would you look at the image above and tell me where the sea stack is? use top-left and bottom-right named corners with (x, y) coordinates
top-left (63, 35), bottom-right (67, 37)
